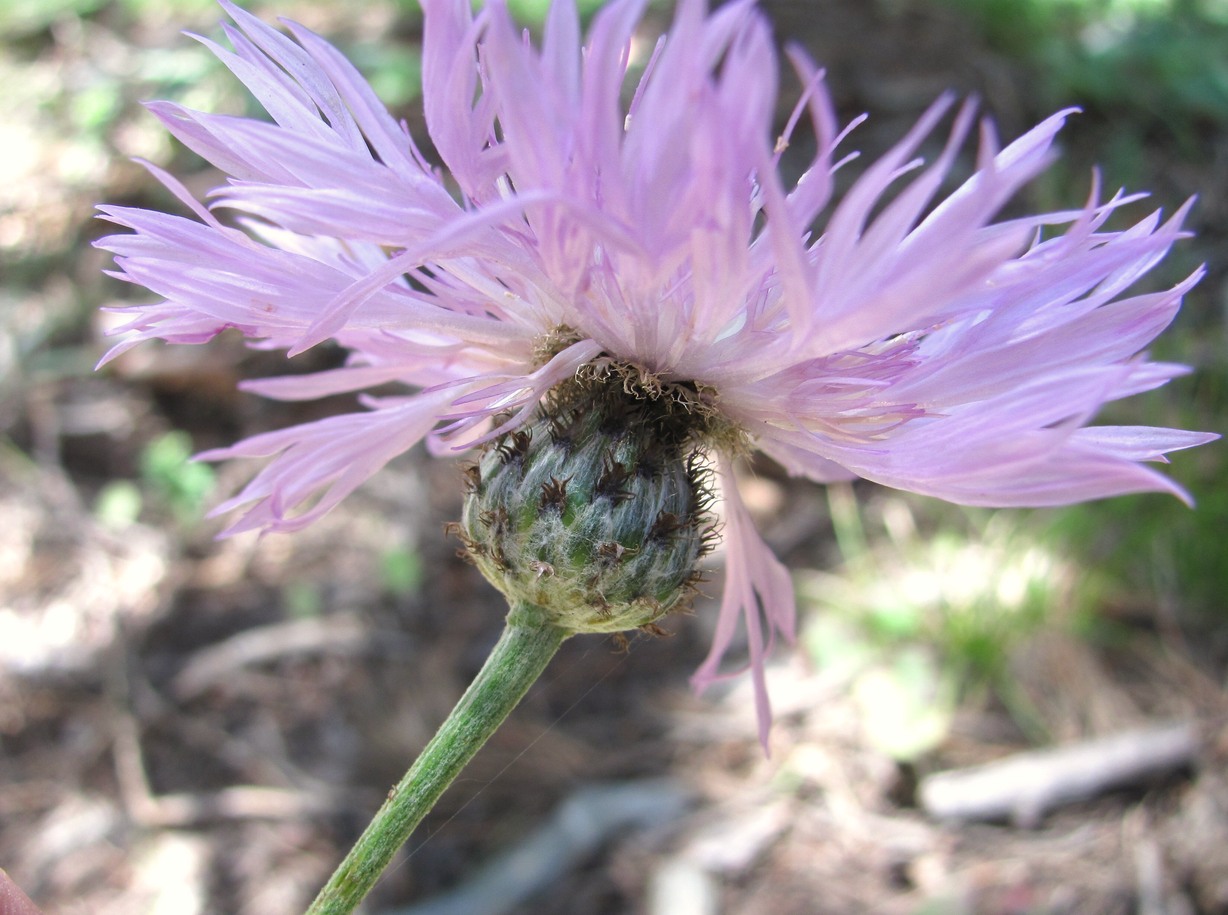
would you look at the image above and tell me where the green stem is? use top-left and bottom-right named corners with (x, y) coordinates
top-left (304, 605), bottom-right (568, 915)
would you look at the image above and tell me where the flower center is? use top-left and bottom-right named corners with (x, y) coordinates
top-left (534, 324), bottom-right (748, 454)
top-left (455, 377), bottom-right (720, 634)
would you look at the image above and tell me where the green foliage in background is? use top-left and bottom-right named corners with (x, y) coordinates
top-left (944, 0), bottom-right (1228, 144)
top-left (380, 547), bottom-right (424, 598)
top-left (1047, 481), bottom-right (1228, 622)
top-left (800, 487), bottom-right (1110, 759)
top-left (493, 0), bottom-right (611, 20)
top-left (95, 431), bottom-right (215, 528)
top-left (940, 0), bottom-right (1227, 632)
top-left (140, 430), bottom-right (215, 522)
top-left (0, 0), bottom-right (107, 35)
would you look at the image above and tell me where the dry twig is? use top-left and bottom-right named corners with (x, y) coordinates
top-left (919, 721), bottom-right (1200, 827)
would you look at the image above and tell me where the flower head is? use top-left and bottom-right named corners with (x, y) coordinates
top-left (98, 0), bottom-right (1215, 747)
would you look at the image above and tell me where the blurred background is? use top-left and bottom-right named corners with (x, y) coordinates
top-left (1, 0), bottom-right (1226, 912)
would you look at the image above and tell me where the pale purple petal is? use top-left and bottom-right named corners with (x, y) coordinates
top-left (199, 389), bottom-right (456, 535)
top-left (98, 0), bottom-right (1216, 748)
top-left (691, 457), bottom-right (796, 753)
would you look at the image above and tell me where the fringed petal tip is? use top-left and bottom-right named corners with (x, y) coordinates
top-left (190, 392), bottom-right (456, 536)
top-left (690, 459), bottom-right (797, 754)
top-left (91, 0), bottom-right (1218, 767)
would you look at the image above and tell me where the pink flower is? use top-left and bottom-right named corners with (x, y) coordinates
top-left (97, 0), bottom-right (1215, 747)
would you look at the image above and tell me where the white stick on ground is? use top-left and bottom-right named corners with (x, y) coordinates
top-left (918, 721), bottom-right (1200, 828)
top-left (381, 780), bottom-right (692, 915)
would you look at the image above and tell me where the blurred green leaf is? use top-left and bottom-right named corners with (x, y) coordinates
top-left (118, 0), bottom-right (217, 15)
top-left (800, 494), bottom-right (1101, 748)
top-left (380, 547), bottom-right (423, 598)
top-left (0, 0), bottom-right (107, 35)
top-left (94, 480), bottom-right (144, 529)
top-left (499, 0), bottom-right (613, 24)
top-left (70, 81), bottom-right (124, 135)
top-left (944, 0), bottom-right (1228, 144)
top-left (139, 431), bottom-right (215, 524)
top-left (803, 614), bottom-right (877, 681)
top-left (1046, 482), bottom-right (1228, 623)
top-left (349, 44), bottom-right (423, 108)
top-left (285, 580), bottom-right (324, 619)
